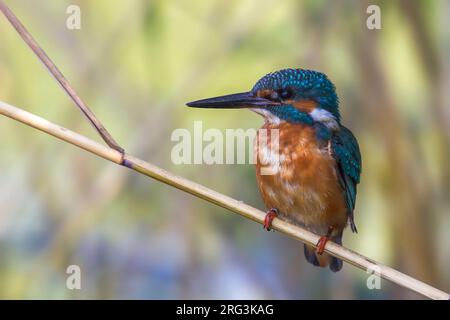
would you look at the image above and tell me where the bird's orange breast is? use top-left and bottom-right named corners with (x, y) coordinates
top-left (254, 122), bottom-right (348, 235)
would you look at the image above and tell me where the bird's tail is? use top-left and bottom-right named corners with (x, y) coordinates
top-left (303, 233), bottom-right (343, 272)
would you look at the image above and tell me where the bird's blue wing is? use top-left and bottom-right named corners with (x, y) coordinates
top-left (331, 126), bottom-right (361, 233)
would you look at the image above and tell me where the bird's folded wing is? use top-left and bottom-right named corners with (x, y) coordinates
top-left (331, 126), bottom-right (362, 233)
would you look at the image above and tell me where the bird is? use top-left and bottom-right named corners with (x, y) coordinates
top-left (186, 68), bottom-right (361, 272)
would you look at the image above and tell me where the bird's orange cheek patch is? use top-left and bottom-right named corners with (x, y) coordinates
top-left (256, 89), bottom-right (274, 99)
top-left (287, 99), bottom-right (317, 113)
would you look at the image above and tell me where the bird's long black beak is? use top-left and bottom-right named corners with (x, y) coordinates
top-left (186, 91), bottom-right (277, 109)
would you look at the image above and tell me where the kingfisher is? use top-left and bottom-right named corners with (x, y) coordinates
top-left (187, 68), bottom-right (361, 272)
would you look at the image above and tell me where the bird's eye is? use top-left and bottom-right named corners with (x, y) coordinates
top-left (279, 88), bottom-right (293, 100)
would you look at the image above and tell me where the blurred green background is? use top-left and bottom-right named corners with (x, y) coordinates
top-left (0, 0), bottom-right (449, 299)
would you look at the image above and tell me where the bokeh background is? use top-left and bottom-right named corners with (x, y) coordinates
top-left (0, 0), bottom-right (449, 299)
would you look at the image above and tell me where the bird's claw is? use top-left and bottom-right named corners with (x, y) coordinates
top-left (316, 236), bottom-right (329, 255)
top-left (316, 226), bottom-right (334, 255)
top-left (263, 208), bottom-right (278, 231)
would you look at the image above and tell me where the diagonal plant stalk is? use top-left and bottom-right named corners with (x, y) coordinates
top-left (0, 0), bottom-right (123, 153)
top-left (0, 100), bottom-right (449, 300)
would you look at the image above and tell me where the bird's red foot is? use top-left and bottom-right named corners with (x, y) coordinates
top-left (316, 226), bottom-right (334, 255)
top-left (263, 208), bottom-right (278, 231)
top-left (316, 236), bottom-right (329, 255)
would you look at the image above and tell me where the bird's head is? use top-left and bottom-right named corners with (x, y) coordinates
top-left (187, 68), bottom-right (340, 130)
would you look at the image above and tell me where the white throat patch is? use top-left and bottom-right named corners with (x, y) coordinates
top-left (251, 108), bottom-right (281, 125)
